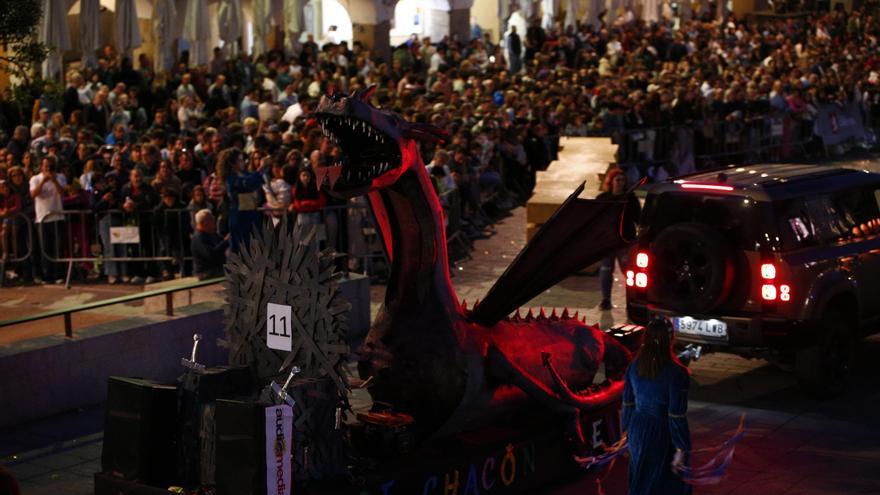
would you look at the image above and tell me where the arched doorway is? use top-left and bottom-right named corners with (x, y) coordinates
top-left (321, 0), bottom-right (353, 45)
top-left (390, 0), bottom-right (424, 45)
top-left (299, 0), bottom-right (353, 45)
top-left (390, 0), bottom-right (451, 46)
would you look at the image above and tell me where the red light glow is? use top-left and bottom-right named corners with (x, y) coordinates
top-left (680, 183), bottom-right (735, 192)
top-left (762, 284), bottom-right (777, 301)
top-left (626, 270), bottom-right (635, 287)
top-left (635, 273), bottom-right (648, 288)
top-left (761, 263), bottom-right (776, 280)
top-left (636, 252), bottom-right (650, 268)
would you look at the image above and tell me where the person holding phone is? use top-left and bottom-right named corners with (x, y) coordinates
top-left (29, 156), bottom-right (67, 283)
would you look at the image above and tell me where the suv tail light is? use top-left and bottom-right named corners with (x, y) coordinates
top-left (760, 262), bottom-right (790, 302)
top-left (627, 251), bottom-right (650, 289)
top-left (779, 285), bottom-right (791, 301)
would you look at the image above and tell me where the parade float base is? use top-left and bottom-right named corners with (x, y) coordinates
top-left (94, 402), bottom-right (625, 495)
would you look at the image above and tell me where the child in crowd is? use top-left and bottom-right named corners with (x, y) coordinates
top-left (263, 156), bottom-right (292, 226)
top-left (289, 165), bottom-right (327, 237)
top-left (187, 185), bottom-right (213, 226)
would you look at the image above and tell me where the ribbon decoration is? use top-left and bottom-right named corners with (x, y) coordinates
top-left (573, 413), bottom-right (748, 486)
top-left (574, 433), bottom-right (629, 495)
top-left (573, 433), bottom-right (629, 470)
top-left (677, 413), bottom-right (747, 486)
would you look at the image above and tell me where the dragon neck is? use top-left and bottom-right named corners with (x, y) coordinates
top-left (367, 143), bottom-right (459, 315)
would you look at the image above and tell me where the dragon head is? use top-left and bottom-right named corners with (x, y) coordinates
top-left (313, 86), bottom-right (446, 197)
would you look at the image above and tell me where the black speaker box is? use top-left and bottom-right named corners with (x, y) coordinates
top-left (214, 399), bottom-right (267, 495)
top-left (101, 377), bottom-right (178, 486)
top-left (288, 378), bottom-right (348, 480)
top-left (177, 365), bottom-right (254, 485)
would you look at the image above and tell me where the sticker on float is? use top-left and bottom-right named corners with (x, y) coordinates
top-left (267, 302), bottom-right (293, 351)
top-left (265, 404), bottom-right (293, 495)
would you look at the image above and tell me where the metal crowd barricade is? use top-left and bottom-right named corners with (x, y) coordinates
top-left (335, 199), bottom-right (388, 278)
top-left (0, 212), bottom-right (34, 288)
top-left (257, 201), bottom-right (389, 279)
top-left (613, 114), bottom-right (820, 177)
top-left (6, 186), bottom-right (503, 288)
top-left (442, 189), bottom-right (473, 259)
top-left (24, 204), bottom-right (393, 288)
top-left (38, 208), bottom-right (192, 288)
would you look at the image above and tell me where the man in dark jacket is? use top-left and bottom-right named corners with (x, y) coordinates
top-left (525, 19), bottom-right (546, 63)
top-left (62, 76), bottom-right (82, 121)
top-left (84, 92), bottom-right (111, 138)
top-left (5, 126), bottom-right (29, 164)
top-left (508, 26), bottom-right (523, 74)
top-left (191, 209), bottom-right (228, 280)
top-left (153, 188), bottom-right (189, 279)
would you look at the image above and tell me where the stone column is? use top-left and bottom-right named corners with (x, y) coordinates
top-left (353, 20), bottom-right (391, 62)
top-left (449, 8), bottom-right (470, 42)
top-left (448, 0), bottom-right (474, 42)
top-left (312, 0), bottom-right (323, 39)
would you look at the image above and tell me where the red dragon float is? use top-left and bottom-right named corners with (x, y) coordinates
top-left (313, 88), bottom-right (642, 463)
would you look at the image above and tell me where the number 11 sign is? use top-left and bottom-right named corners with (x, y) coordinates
top-left (267, 303), bottom-right (293, 351)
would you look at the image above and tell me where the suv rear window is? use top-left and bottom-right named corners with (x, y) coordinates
top-left (777, 185), bottom-right (880, 249)
top-left (640, 192), bottom-right (773, 250)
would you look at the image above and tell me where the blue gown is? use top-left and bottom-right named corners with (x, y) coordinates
top-left (622, 359), bottom-right (692, 495)
top-left (226, 171), bottom-right (265, 253)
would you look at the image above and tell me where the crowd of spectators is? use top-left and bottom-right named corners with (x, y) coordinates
top-left (1, 4), bottom-right (879, 285)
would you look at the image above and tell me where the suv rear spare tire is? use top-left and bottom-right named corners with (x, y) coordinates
top-left (650, 222), bottom-right (734, 314)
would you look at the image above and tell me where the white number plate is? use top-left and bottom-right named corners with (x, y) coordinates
top-left (674, 316), bottom-right (728, 339)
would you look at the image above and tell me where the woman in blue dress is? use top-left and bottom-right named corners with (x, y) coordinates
top-left (216, 148), bottom-right (266, 253)
top-left (622, 316), bottom-right (692, 495)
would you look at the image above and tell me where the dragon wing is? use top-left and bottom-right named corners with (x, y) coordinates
top-left (470, 182), bottom-right (633, 327)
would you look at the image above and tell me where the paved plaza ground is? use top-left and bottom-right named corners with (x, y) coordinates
top-left (2, 206), bottom-right (880, 494)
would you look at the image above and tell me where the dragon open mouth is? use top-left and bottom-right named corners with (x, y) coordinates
top-left (314, 114), bottom-right (402, 191)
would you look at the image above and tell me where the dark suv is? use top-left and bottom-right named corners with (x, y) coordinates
top-left (626, 163), bottom-right (880, 392)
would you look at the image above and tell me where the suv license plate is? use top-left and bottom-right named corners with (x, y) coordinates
top-left (674, 317), bottom-right (728, 339)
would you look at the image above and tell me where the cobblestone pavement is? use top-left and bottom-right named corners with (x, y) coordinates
top-left (4, 206), bottom-right (880, 494)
